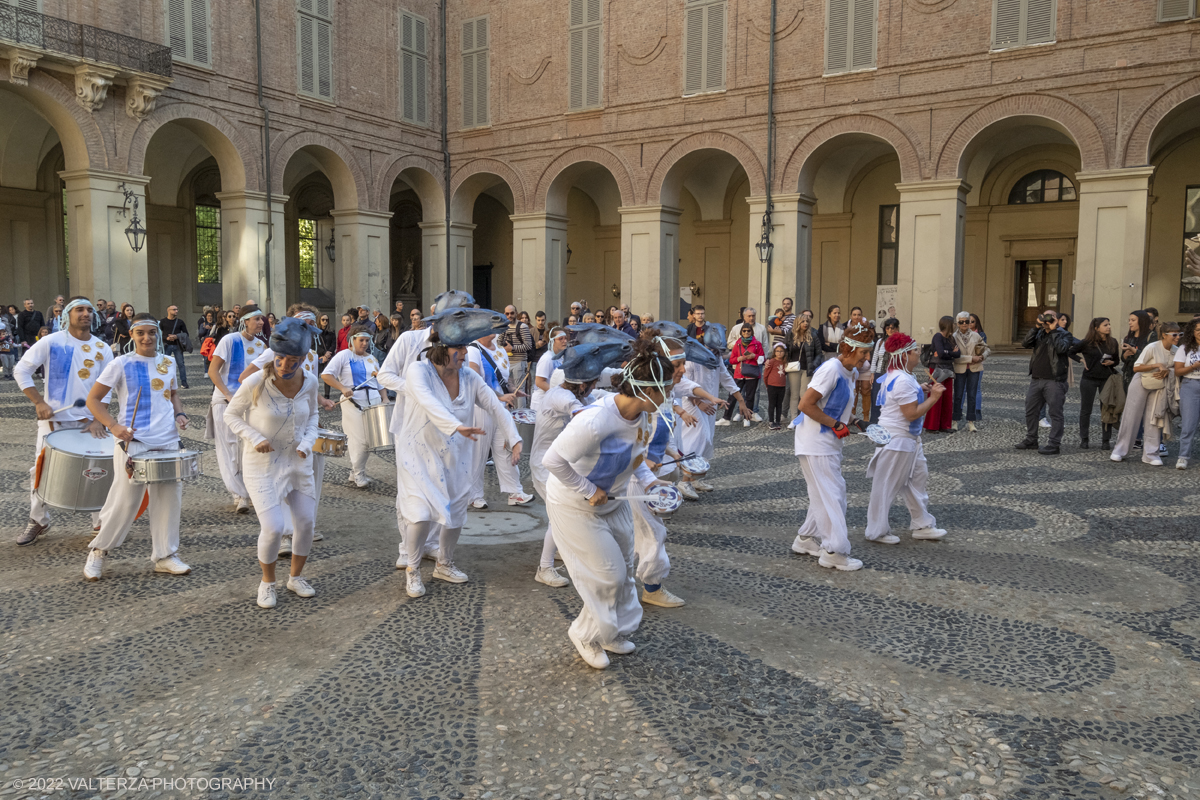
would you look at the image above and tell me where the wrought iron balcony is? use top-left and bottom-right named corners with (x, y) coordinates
top-left (0, 5), bottom-right (171, 78)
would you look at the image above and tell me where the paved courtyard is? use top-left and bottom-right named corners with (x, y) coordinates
top-left (1, 355), bottom-right (1198, 800)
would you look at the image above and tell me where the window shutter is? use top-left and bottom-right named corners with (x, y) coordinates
top-left (168, 0), bottom-right (187, 59)
top-left (414, 16), bottom-right (427, 124)
top-left (474, 40), bottom-right (488, 125)
top-left (462, 20), bottom-right (475, 128)
top-left (850, 0), bottom-right (876, 71)
top-left (569, 27), bottom-right (585, 109)
top-left (190, 0), bottom-right (209, 64)
top-left (569, 0), bottom-right (602, 110)
top-left (462, 17), bottom-right (488, 127)
top-left (1024, 0), bottom-right (1054, 43)
top-left (825, 0), bottom-right (849, 73)
top-left (299, 14), bottom-right (315, 94)
top-left (992, 0), bottom-right (1021, 47)
top-left (585, 24), bottom-right (601, 106)
top-left (14, 0), bottom-right (41, 10)
top-left (316, 18), bottom-right (332, 97)
top-left (1159, 0), bottom-right (1195, 20)
top-left (401, 11), bottom-right (429, 125)
top-left (703, 1), bottom-right (724, 91)
top-left (684, 5), bottom-right (704, 94)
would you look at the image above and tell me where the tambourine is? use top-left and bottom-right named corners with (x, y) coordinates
top-left (678, 455), bottom-right (710, 477)
top-left (512, 409), bottom-right (537, 426)
top-left (645, 484), bottom-right (684, 518)
top-left (855, 423), bottom-right (892, 446)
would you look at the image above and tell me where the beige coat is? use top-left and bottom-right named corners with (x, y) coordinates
top-left (952, 330), bottom-right (989, 374)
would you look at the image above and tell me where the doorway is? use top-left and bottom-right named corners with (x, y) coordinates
top-left (1013, 259), bottom-right (1061, 341)
top-left (473, 262), bottom-right (494, 311)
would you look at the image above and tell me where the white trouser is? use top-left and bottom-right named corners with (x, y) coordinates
top-left (211, 402), bottom-right (248, 499)
top-left (89, 441), bottom-right (182, 562)
top-left (630, 477), bottom-right (670, 586)
top-left (283, 453), bottom-right (325, 537)
top-left (395, 457), bottom-right (440, 557)
top-left (405, 520), bottom-right (462, 568)
top-left (341, 404), bottom-right (369, 483)
top-left (30, 419), bottom-right (100, 528)
top-left (258, 491), bottom-right (316, 564)
top-left (865, 445), bottom-right (936, 540)
top-left (470, 406), bottom-right (523, 499)
top-left (549, 498), bottom-right (642, 647)
top-left (796, 454), bottom-right (850, 556)
top-left (534, 478), bottom-right (557, 569)
top-left (1112, 377), bottom-right (1162, 459)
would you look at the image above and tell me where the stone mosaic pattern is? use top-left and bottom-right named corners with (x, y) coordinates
top-left (0, 355), bottom-right (1197, 799)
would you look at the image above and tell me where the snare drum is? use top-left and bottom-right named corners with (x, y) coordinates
top-left (129, 450), bottom-right (202, 484)
top-left (512, 409), bottom-right (536, 456)
top-left (35, 429), bottom-right (116, 512)
top-left (511, 409), bottom-right (536, 426)
top-left (645, 484), bottom-right (684, 520)
top-left (361, 403), bottom-right (394, 451)
top-left (313, 428), bottom-right (348, 457)
top-left (679, 456), bottom-right (710, 477)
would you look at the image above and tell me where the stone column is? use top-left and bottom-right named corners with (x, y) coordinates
top-left (511, 212), bottom-right (569, 322)
top-left (417, 220), bottom-right (476, 312)
top-left (1073, 167), bottom-right (1154, 330)
top-left (619, 205), bottom-right (682, 322)
top-left (330, 209), bottom-right (392, 314)
top-left (215, 191), bottom-right (288, 315)
top-left (895, 180), bottom-right (969, 340)
top-left (59, 169), bottom-right (150, 309)
top-left (746, 193), bottom-right (816, 316)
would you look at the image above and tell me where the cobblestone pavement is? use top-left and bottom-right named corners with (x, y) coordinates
top-left (1, 355), bottom-right (1198, 800)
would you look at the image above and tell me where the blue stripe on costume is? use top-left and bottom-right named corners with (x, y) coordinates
top-left (122, 360), bottom-right (153, 430)
top-left (647, 413), bottom-right (673, 464)
top-left (349, 356), bottom-right (368, 388)
top-left (586, 437), bottom-right (634, 493)
top-left (877, 373), bottom-right (925, 436)
top-left (819, 376), bottom-right (851, 433)
top-left (226, 338), bottom-right (245, 393)
top-left (48, 340), bottom-right (74, 405)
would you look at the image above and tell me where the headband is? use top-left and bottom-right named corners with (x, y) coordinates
top-left (241, 309), bottom-right (264, 321)
top-left (295, 311), bottom-right (317, 324)
top-left (350, 331), bottom-right (372, 340)
top-left (653, 335), bottom-right (686, 362)
top-left (129, 319), bottom-right (160, 330)
top-left (62, 299), bottom-right (94, 315)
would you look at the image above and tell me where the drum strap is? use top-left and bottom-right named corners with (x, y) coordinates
top-left (133, 490), bottom-right (150, 522)
top-left (34, 447), bottom-right (45, 489)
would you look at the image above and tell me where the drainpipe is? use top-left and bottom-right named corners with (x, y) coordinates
top-left (255, 0), bottom-right (273, 313)
top-left (763, 0), bottom-right (776, 312)
top-left (441, 0), bottom-right (451, 295)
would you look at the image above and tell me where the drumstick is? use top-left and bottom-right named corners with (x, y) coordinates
top-left (122, 388), bottom-right (141, 476)
top-left (50, 398), bottom-right (87, 416)
top-left (657, 452), bottom-right (697, 468)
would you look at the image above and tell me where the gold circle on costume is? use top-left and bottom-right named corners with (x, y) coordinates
top-left (95, 352), bottom-right (104, 361)
top-left (156, 360), bottom-right (170, 374)
top-left (163, 389), bottom-right (171, 400)
top-left (151, 378), bottom-right (165, 391)
top-left (84, 359), bottom-right (95, 368)
top-left (81, 344), bottom-right (91, 353)
top-left (307, 353), bottom-right (314, 363)
top-left (77, 368), bottom-right (90, 379)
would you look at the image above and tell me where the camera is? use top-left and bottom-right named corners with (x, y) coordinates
top-left (1038, 312), bottom-right (1057, 323)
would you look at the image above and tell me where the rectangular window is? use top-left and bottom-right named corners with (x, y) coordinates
top-left (401, 10), bottom-right (429, 125)
top-left (8, 0), bottom-right (42, 11)
top-left (196, 205), bottom-right (221, 284)
top-left (462, 16), bottom-right (489, 128)
top-left (165, 0), bottom-right (211, 66)
top-left (299, 218), bottom-right (319, 290)
top-left (1180, 186), bottom-right (1200, 314)
top-left (992, 0), bottom-right (1055, 50)
top-left (1158, 0), bottom-right (1196, 20)
top-left (877, 204), bottom-right (898, 286)
top-left (684, 0), bottom-right (725, 95)
top-left (568, 0), bottom-right (602, 110)
top-left (298, 0), bottom-right (334, 100)
top-left (825, 0), bottom-right (877, 75)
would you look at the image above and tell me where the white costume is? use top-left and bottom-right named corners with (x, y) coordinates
top-left (14, 330), bottom-right (110, 528)
top-left (530, 347), bottom-right (565, 411)
top-left (865, 371), bottom-right (937, 540)
top-left (631, 409), bottom-right (678, 586)
top-left (544, 394), bottom-right (656, 648)
top-left (467, 340), bottom-right (524, 499)
top-left (225, 369), bottom-right (320, 564)
top-left (531, 383), bottom-right (590, 569)
top-left (792, 358), bottom-right (857, 556)
top-left (88, 353), bottom-right (183, 561)
top-left (680, 360), bottom-right (740, 461)
top-left (207, 331), bottom-right (266, 501)
top-left (323, 347), bottom-right (382, 485)
top-left (397, 359), bottom-right (519, 567)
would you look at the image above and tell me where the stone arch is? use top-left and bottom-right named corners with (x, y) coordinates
top-left (375, 153), bottom-right (444, 218)
top-left (936, 94), bottom-right (1108, 178)
top-left (1, 72), bottom-right (106, 171)
top-left (533, 145), bottom-right (636, 215)
top-left (1122, 75), bottom-right (1200, 167)
top-left (647, 131), bottom-right (767, 206)
top-left (126, 102), bottom-right (256, 192)
top-left (781, 115), bottom-right (924, 194)
top-left (450, 157), bottom-right (527, 219)
top-left (271, 130), bottom-right (367, 209)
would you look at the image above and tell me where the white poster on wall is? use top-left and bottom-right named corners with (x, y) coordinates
top-left (876, 285), bottom-right (899, 325)
top-left (679, 286), bottom-right (693, 321)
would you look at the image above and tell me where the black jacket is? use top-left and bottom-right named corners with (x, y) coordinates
top-left (16, 309), bottom-right (43, 345)
top-left (786, 330), bottom-right (825, 377)
top-left (1070, 337), bottom-right (1119, 381)
top-left (1023, 325), bottom-right (1074, 381)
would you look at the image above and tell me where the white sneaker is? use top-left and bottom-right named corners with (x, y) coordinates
top-left (470, 498), bottom-right (489, 510)
top-left (568, 628), bottom-right (610, 670)
top-left (508, 491), bottom-right (534, 506)
top-left (257, 581), bottom-right (277, 608)
top-left (786, 420), bottom-right (797, 430)
top-left (84, 548), bottom-right (106, 581)
top-left (870, 534), bottom-right (901, 545)
top-left (235, 496), bottom-right (250, 514)
top-left (405, 568), bottom-right (425, 598)
top-left (733, 413), bottom-right (742, 422)
top-left (715, 418), bottom-right (731, 427)
top-left (432, 561), bottom-right (469, 583)
top-left (641, 586), bottom-right (685, 607)
top-left (602, 640), bottom-right (636, 655)
top-left (286, 575), bottom-right (316, 597)
top-left (1110, 453), bottom-right (1123, 462)
top-left (395, 553), bottom-right (408, 570)
top-left (911, 526), bottom-right (948, 540)
top-left (677, 481), bottom-right (700, 501)
top-left (354, 477), bottom-right (371, 489)
top-left (1177, 458), bottom-right (1188, 470)
top-left (535, 566), bottom-right (570, 587)
top-left (312, 532), bottom-right (324, 542)
top-left (423, 543), bottom-right (440, 562)
top-left (751, 413), bottom-right (763, 423)
top-left (967, 421), bottom-right (977, 433)
top-left (818, 550), bottom-right (863, 571)
top-left (743, 419), bottom-right (751, 427)
top-left (1142, 455), bottom-right (1164, 466)
top-left (1039, 418), bottom-right (1051, 428)
top-left (154, 554), bottom-right (192, 575)
top-left (693, 479), bottom-right (714, 492)
top-left (279, 535), bottom-right (292, 556)
top-left (791, 536), bottom-right (821, 557)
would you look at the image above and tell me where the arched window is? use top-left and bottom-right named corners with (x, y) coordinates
top-left (1008, 170), bottom-right (1077, 205)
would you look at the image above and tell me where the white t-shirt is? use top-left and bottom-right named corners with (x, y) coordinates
top-left (14, 330), bottom-right (111, 423)
top-left (793, 358), bottom-right (857, 457)
top-left (530, 386), bottom-right (587, 486)
top-left (211, 332), bottom-right (266, 402)
top-left (876, 371), bottom-right (925, 437)
top-left (531, 347), bottom-right (566, 410)
top-left (98, 353), bottom-right (179, 449)
top-left (324, 349), bottom-right (382, 404)
top-left (1174, 345), bottom-right (1200, 380)
top-left (252, 346), bottom-right (320, 376)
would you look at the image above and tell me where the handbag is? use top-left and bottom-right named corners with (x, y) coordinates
top-left (785, 360), bottom-right (801, 373)
top-left (740, 361), bottom-right (762, 379)
top-left (920, 344), bottom-right (934, 368)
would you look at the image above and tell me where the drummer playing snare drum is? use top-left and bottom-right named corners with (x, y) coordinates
top-left (83, 314), bottom-right (192, 581)
top-left (321, 323), bottom-right (385, 489)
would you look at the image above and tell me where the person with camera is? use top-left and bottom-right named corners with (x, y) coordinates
top-left (1015, 308), bottom-right (1074, 455)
